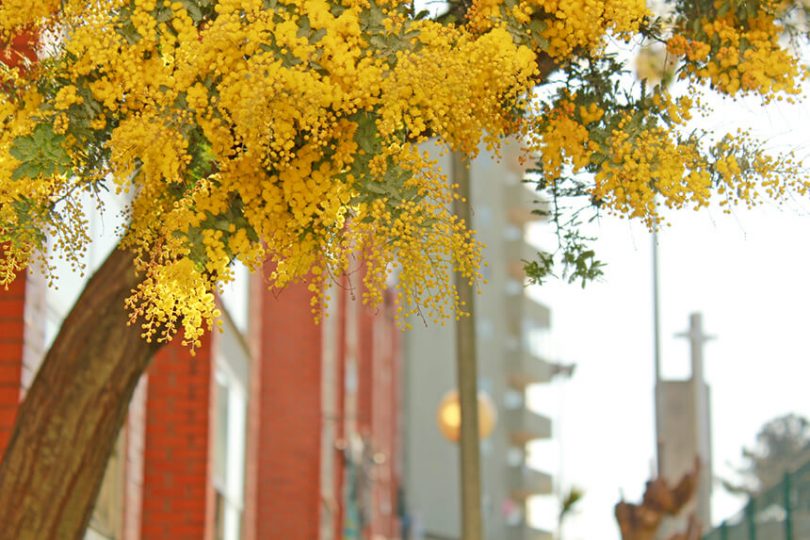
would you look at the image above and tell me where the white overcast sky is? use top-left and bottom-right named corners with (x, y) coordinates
top-left (523, 89), bottom-right (810, 538)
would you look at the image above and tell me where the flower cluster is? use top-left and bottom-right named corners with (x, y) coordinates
top-left (528, 83), bottom-right (808, 227)
top-left (0, 0), bottom-right (808, 348)
top-left (467, 0), bottom-right (648, 61)
top-left (0, 0), bottom-right (536, 347)
top-left (667, 0), bottom-right (806, 98)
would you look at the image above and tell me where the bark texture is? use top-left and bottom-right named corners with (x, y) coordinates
top-left (0, 247), bottom-right (160, 540)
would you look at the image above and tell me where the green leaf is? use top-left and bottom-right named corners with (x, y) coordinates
top-left (369, 35), bottom-right (387, 49)
top-left (9, 138), bottom-right (34, 161)
top-left (355, 111), bottom-right (381, 155)
top-left (11, 162), bottom-right (40, 180)
top-left (296, 16), bottom-right (312, 38)
top-left (523, 252), bottom-right (555, 285)
top-left (9, 124), bottom-right (72, 180)
top-left (360, 2), bottom-right (385, 32)
top-left (365, 182), bottom-right (388, 195)
top-left (155, 7), bottom-right (173, 22)
top-left (178, 0), bottom-right (205, 22)
top-left (310, 28), bottom-right (327, 43)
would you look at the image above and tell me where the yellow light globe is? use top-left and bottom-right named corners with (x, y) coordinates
top-left (436, 390), bottom-right (497, 442)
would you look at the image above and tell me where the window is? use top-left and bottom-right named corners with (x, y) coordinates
top-left (212, 342), bottom-right (248, 540)
top-left (85, 432), bottom-right (125, 539)
top-left (220, 262), bottom-right (250, 336)
top-left (522, 321), bottom-right (550, 359)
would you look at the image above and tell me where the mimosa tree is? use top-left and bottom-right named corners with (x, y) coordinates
top-left (0, 0), bottom-right (808, 537)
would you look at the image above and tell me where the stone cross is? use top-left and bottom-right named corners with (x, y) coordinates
top-left (675, 312), bottom-right (714, 384)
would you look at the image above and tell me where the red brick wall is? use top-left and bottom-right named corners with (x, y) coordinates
top-left (141, 336), bottom-right (212, 539)
top-left (334, 283), bottom-right (348, 540)
top-left (0, 274), bottom-right (25, 455)
top-left (357, 293), bottom-right (376, 539)
top-left (390, 307), bottom-right (403, 538)
top-left (0, 30), bottom-right (38, 456)
top-left (253, 281), bottom-right (322, 540)
top-left (357, 283), bottom-right (375, 435)
top-left (0, 31), bottom-right (38, 74)
top-left (370, 294), bottom-right (401, 539)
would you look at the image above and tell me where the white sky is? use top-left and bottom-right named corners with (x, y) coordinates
top-left (523, 91), bottom-right (810, 538)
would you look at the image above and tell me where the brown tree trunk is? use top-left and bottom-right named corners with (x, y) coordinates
top-left (0, 247), bottom-right (161, 539)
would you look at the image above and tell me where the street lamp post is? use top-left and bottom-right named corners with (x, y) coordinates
top-left (451, 151), bottom-right (483, 540)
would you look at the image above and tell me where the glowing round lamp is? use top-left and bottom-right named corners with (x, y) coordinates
top-left (436, 390), bottom-right (497, 442)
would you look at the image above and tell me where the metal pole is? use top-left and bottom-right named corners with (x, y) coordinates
top-left (652, 230), bottom-right (664, 475)
top-left (784, 472), bottom-right (794, 540)
top-left (652, 230), bottom-right (662, 388)
top-left (745, 499), bottom-right (757, 540)
top-left (451, 151), bottom-right (483, 540)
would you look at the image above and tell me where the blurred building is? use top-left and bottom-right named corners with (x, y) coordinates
top-left (0, 190), bottom-right (403, 539)
top-left (400, 145), bottom-right (558, 540)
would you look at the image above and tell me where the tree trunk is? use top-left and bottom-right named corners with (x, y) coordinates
top-left (0, 246), bottom-right (161, 540)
